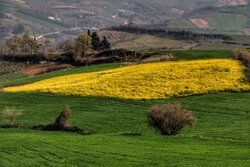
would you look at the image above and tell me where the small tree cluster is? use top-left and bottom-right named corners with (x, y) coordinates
top-left (148, 102), bottom-right (195, 136)
top-left (6, 33), bottom-right (38, 55)
top-left (60, 33), bottom-right (92, 60)
top-left (88, 30), bottom-right (111, 51)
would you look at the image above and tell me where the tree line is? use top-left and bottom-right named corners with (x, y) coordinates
top-left (0, 30), bottom-right (111, 59)
top-left (107, 25), bottom-right (232, 41)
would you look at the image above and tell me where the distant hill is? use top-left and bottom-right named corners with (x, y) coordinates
top-left (0, 0), bottom-right (250, 41)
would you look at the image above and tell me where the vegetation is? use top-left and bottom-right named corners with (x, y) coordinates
top-left (90, 31), bottom-right (111, 51)
top-left (108, 26), bottom-right (232, 41)
top-left (148, 102), bottom-right (195, 135)
top-left (53, 106), bottom-right (72, 129)
top-left (5, 59), bottom-right (250, 99)
top-left (0, 92), bottom-right (249, 166)
top-left (0, 63), bottom-right (124, 87)
top-left (2, 106), bottom-right (22, 125)
top-left (234, 51), bottom-right (250, 82)
top-left (5, 33), bottom-right (38, 55)
top-left (74, 33), bottom-right (92, 57)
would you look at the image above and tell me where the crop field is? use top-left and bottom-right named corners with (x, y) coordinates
top-left (0, 51), bottom-right (249, 166)
top-left (5, 59), bottom-right (250, 99)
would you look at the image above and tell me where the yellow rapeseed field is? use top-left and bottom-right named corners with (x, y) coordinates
top-left (4, 59), bottom-right (250, 99)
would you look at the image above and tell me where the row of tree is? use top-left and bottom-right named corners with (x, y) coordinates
top-left (0, 30), bottom-right (111, 58)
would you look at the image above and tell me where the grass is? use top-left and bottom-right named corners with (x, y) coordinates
top-left (0, 92), bottom-right (249, 166)
top-left (0, 56), bottom-right (249, 166)
top-left (144, 50), bottom-right (234, 60)
top-left (202, 13), bottom-right (249, 33)
top-left (0, 63), bottom-right (124, 87)
top-left (113, 34), bottom-right (191, 50)
top-left (168, 19), bottom-right (199, 29)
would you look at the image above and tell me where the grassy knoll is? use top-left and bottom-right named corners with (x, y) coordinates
top-left (0, 92), bottom-right (249, 166)
top-left (0, 63), bottom-right (124, 87)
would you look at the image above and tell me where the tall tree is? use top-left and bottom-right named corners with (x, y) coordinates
top-left (6, 35), bottom-right (22, 55)
top-left (91, 32), bottom-right (100, 51)
top-left (74, 33), bottom-right (92, 57)
top-left (100, 36), bottom-right (111, 50)
top-left (21, 33), bottom-right (38, 55)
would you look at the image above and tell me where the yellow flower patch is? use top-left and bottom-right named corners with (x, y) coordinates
top-left (4, 59), bottom-right (250, 99)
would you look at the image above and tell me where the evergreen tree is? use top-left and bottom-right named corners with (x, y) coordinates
top-left (91, 32), bottom-right (100, 51)
top-left (100, 36), bottom-right (111, 50)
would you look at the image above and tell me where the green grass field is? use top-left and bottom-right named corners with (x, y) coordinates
top-left (0, 92), bottom-right (249, 166)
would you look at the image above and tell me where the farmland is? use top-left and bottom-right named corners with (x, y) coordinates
top-left (1, 1), bottom-right (250, 164)
top-left (4, 59), bottom-right (250, 99)
top-left (0, 51), bottom-right (250, 166)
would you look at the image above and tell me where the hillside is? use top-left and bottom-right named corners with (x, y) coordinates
top-left (4, 59), bottom-right (250, 99)
top-left (1, 49), bottom-right (250, 166)
top-left (1, 0), bottom-right (250, 42)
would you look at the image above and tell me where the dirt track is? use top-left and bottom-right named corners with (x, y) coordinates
top-left (23, 62), bottom-right (73, 76)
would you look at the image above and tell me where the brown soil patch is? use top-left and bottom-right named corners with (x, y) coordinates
top-left (189, 19), bottom-right (210, 29)
top-left (243, 28), bottom-right (250, 35)
top-left (23, 62), bottom-right (73, 76)
top-left (141, 54), bottom-right (174, 63)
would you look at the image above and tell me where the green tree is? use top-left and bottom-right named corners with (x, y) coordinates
top-left (6, 35), bottom-right (22, 55)
top-left (100, 36), bottom-right (111, 50)
top-left (21, 33), bottom-right (38, 55)
top-left (91, 32), bottom-right (100, 51)
top-left (75, 33), bottom-right (92, 57)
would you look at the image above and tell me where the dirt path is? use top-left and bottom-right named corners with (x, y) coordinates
top-left (23, 62), bottom-right (73, 76)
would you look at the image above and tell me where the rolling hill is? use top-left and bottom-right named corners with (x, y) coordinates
top-left (1, 0), bottom-right (250, 42)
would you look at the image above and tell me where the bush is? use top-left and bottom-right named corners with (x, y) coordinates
top-left (2, 106), bottom-right (22, 125)
top-left (32, 106), bottom-right (93, 135)
top-left (148, 102), bottom-right (195, 136)
top-left (53, 106), bottom-right (72, 129)
top-left (233, 51), bottom-right (250, 82)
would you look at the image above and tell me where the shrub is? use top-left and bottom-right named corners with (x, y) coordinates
top-left (148, 102), bottom-right (195, 136)
top-left (233, 51), bottom-right (250, 82)
top-left (32, 106), bottom-right (93, 135)
top-left (53, 106), bottom-right (72, 129)
top-left (2, 106), bottom-right (22, 125)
